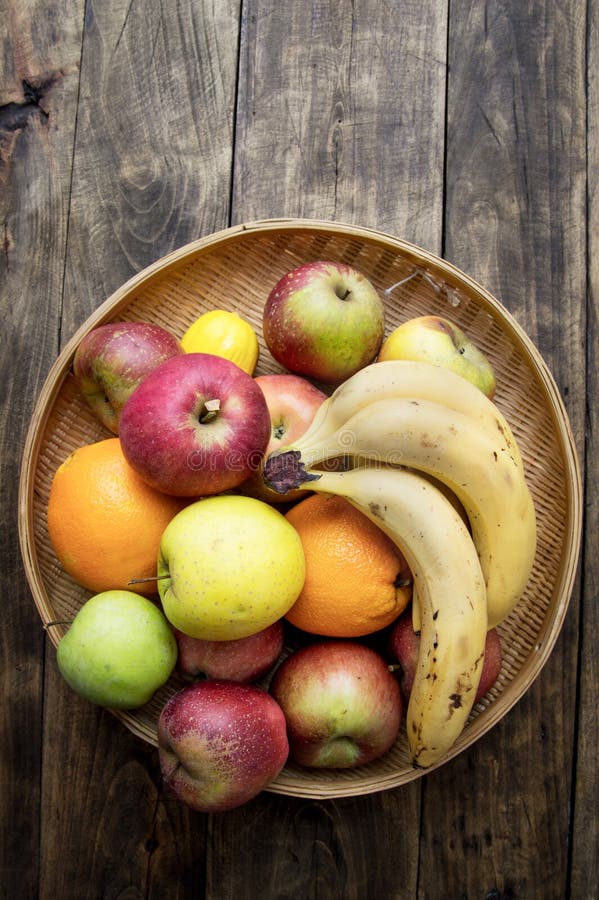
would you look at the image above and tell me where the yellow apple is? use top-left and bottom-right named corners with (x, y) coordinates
top-left (378, 315), bottom-right (496, 398)
top-left (157, 495), bottom-right (305, 640)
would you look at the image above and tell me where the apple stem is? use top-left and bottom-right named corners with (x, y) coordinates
top-left (199, 398), bottom-right (221, 424)
top-left (128, 574), bottom-right (171, 585)
top-left (335, 287), bottom-right (352, 301)
top-left (262, 450), bottom-right (320, 494)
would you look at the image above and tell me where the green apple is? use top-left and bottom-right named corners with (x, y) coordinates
top-left (56, 590), bottom-right (177, 708)
top-left (157, 495), bottom-right (306, 641)
top-left (378, 315), bottom-right (496, 398)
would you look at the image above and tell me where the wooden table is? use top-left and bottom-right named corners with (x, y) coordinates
top-left (2, 2), bottom-right (595, 897)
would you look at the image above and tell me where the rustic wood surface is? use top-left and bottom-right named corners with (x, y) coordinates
top-left (1, 1), bottom-right (593, 897)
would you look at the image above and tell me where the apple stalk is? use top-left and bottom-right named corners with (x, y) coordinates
top-left (198, 398), bottom-right (220, 423)
top-left (128, 574), bottom-right (171, 586)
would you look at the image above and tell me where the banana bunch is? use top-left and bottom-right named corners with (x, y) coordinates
top-left (262, 359), bottom-right (537, 767)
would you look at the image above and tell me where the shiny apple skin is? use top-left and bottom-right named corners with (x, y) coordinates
top-left (118, 353), bottom-right (271, 496)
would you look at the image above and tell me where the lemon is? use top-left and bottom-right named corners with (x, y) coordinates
top-left (181, 310), bottom-right (259, 374)
top-left (157, 495), bottom-right (306, 640)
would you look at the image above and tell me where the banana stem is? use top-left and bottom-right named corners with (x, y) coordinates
top-left (262, 450), bottom-right (321, 494)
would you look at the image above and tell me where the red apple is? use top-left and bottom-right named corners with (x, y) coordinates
top-left (387, 611), bottom-right (420, 699)
top-left (263, 261), bottom-right (385, 383)
top-left (242, 374), bottom-right (327, 503)
top-left (73, 321), bottom-right (183, 433)
top-left (256, 374), bottom-right (328, 451)
top-left (118, 353), bottom-right (271, 496)
top-left (269, 640), bottom-right (402, 769)
top-left (158, 680), bottom-right (289, 812)
top-left (174, 620), bottom-right (285, 683)
top-left (477, 627), bottom-right (503, 699)
top-left (389, 609), bottom-right (502, 702)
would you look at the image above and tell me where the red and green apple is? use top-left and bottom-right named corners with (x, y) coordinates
top-left (378, 315), bottom-right (496, 398)
top-left (389, 608), bottom-right (502, 702)
top-left (243, 373), bottom-right (327, 503)
top-left (73, 321), bottom-right (183, 433)
top-left (263, 261), bottom-right (385, 383)
top-left (174, 619), bottom-right (285, 683)
top-left (269, 640), bottom-right (402, 768)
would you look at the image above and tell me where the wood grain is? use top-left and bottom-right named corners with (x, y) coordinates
top-left (570, 0), bottom-right (599, 893)
top-left (0, 2), bottom-right (84, 897)
top-left (233, 0), bottom-right (448, 251)
top-left (61, 0), bottom-right (241, 339)
top-left (1, 0), bottom-right (594, 897)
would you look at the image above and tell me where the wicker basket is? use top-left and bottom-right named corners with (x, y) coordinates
top-left (18, 218), bottom-right (582, 798)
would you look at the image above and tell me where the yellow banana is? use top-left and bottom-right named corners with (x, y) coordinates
top-left (294, 464), bottom-right (488, 768)
top-left (263, 397), bottom-right (536, 628)
top-left (296, 360), bottom-right (523, 471)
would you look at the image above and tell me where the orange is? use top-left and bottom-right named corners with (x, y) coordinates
top-left (47, 438), bottom-right (185, 596)
top-left (284, 493), bottom-right (412, 637)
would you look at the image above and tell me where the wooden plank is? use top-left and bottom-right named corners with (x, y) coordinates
top-left (570, 0), bottom-right (598, 891)
top-left (37, 1), bottom-right (240, 896)
top-left (417, 2), bottom-right (587, 896)
top-left (0, 3), bottom-right (85, 897)
top-left (233, 0), bottom-right (447, 253)
top-left (204, 790), bottom-right (420, 900)
top-left (215, 2), bottom-right (448, 896)
top-left (41, 672), bottom-right (208, 899)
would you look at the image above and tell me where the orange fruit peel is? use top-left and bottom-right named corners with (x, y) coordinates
top-left (284, 493), bottom-right (411, 637)
top-left (47, 438), bottom-right (185, 595)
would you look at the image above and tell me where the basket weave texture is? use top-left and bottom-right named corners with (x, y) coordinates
top-left (18, 219), bottom-right (582, 798)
